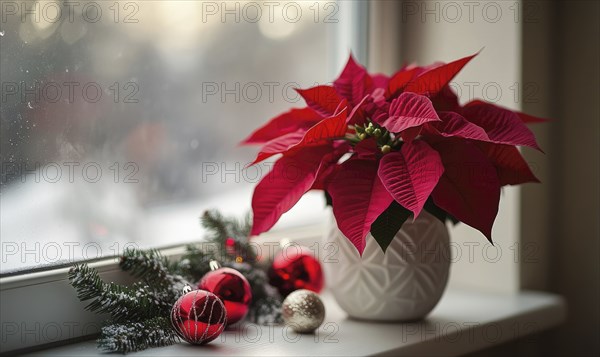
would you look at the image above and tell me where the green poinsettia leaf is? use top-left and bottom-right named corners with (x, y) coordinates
top-left (370, 201), bottom-right (412, 253)
top-left (324, 191), bottom-right (333, 206)
top-left (424, 198), bottom-right (459, 225)
top-left (423, 197), bottom-right (448, 224)
top-left (447, 213), bottom-right (459, 225)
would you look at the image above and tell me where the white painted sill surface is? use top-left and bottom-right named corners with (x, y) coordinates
top-left (27, 289), bottom-right (565, 357)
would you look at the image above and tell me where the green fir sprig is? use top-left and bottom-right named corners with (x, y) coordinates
top-left (68, 264), bottom-right (174, 323)
top-left (68, 210), bottom-right (283, 354)
top-left (97, 317), bottom-right (178, 353)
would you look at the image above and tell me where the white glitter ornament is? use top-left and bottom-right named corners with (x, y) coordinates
top-left (281, 289), bottom-right (325, 333)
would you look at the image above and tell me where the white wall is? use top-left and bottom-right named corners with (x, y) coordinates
top-left (394, 0), bottom-right (524, 293)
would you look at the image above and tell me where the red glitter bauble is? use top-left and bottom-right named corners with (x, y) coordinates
top-left (198, 267), bottom-right (252, 325)
top-left (268, 245), bottom-right (323, 297)
top-left (170, 289), bottom-right (226, 345)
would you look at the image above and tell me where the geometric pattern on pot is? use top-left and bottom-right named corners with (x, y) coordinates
top-left (324, 210), bottom-right (451, 321)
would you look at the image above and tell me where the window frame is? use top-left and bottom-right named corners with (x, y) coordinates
top-left (1, 0), bottom-right (534, 353)
top-left (0, 1), bottom-right (369, 353)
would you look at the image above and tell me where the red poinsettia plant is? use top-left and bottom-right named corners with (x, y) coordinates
top-left (242, 53), bottom-right (545, 255)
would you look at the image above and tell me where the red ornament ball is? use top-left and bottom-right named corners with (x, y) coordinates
top-left (170, 289), bottom-right (226, 345)
top-left (224, 237), bottom-right (237, 257)
top-left (198, 267), bottom-right (252, 325)
top-left (268, 245), bottom-right (323, 297)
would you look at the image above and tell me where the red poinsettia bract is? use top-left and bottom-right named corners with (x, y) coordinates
top-left (242, 53), bottom-right (545, 255)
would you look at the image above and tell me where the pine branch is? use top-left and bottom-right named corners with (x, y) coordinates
top-left (201, 210), bottom-right (229, 241)
top-left (176, 244), bottom-right (217, 282)
top-left (98, 317), bottom-right (178, 353)
top-left (247, 296), bottom-right (283, 325)
top-left (228, 212), bottom-right (252, 238)
top-left (68, 210), bottom-right (282, 355)
top-left (69, 264), bottom-right (172, 322)
top-left (119, 249), bottom-right (190, 299)
top-left (201, 210), bottom-right (256, 262)
top-left (119, 249), bottom-right (170, 285)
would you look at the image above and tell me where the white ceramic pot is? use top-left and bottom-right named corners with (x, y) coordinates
top-left (323, 210), bottom-right (451, 321)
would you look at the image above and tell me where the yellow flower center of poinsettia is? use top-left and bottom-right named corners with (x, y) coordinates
top-left (350, 121), bottom-right (400, 154)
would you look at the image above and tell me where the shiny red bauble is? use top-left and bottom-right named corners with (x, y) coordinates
top-left (170, 289), bottom-right (226, 345)
top-left (268, 245), bottom-right (323, 297)
top-left (198, 267), bottom-right (252, 325)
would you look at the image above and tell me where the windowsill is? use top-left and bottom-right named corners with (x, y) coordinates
top-left (26, 289), bottom-right (565, 356)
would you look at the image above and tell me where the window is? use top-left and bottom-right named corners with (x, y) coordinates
top-left (1, 0), bottom-right (344, 274)
top-left (1, 2), bottom-right (369, 352)
top-left (0, 1), bottom-right (537, 353)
